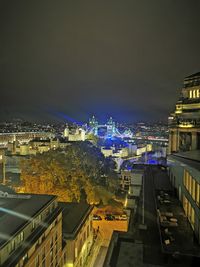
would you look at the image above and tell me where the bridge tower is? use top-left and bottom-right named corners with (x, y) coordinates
top-left (107, 117), bottom-right (116, 137)
top-left (89, 115), bottom-right (98, 135)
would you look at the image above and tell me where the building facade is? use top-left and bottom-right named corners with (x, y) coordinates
top-left (0, 193), bottom-right (62, 267)
top-left (168, 72), bottom-right (200, 244)
top-left (168, 72), bottom-right (200, 153)
top-left (60, 202), bottom-right (94, 267)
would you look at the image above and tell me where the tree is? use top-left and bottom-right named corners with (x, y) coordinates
top-left (19, 141), bottom-right (120, 204)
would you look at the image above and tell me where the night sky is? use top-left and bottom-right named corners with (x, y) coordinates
top-left (0, 0), bottom-right (200, 123)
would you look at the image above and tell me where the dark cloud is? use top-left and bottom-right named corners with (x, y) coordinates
top-left (0, 0), bottom-right (200, 122)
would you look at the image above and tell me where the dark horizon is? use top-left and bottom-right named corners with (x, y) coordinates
top-left (1, 0), bottom-right (200, 123)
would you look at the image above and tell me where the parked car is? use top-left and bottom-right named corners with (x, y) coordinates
top-left (104, 214), bottom-right (115, 221)
top-left (115, 214), bottom-right (128, 221)
top-left (92, 214), bottom-right (102, 220)
top-left (120, 214), bottom-right (128, 221)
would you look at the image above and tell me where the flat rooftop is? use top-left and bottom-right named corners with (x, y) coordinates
top-left (59, 202), bottom-right (93, 239)
top-left (169, 150), bottom-right (200, 171)
top-left (0, 193), bottom-right (56, 247)
top-left (156, 189), bottom-right (200, 258)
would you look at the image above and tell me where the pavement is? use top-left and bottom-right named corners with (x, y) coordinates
top-left (140, 166), bottom-right (164, 266)
top-left (92, 217), bottom-right (128, 246)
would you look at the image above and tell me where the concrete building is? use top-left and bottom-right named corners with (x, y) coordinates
top-left (60, 202), bottom-right (94, 267)
top-left (0, 193), bottom-right (62, 267)
top-left (168, 72), bottom-right (200, 244)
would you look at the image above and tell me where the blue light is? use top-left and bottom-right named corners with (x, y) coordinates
top-left (148, 159), bottom-right (157, 165)
top-left (50, 110), bottom-right (83, 125)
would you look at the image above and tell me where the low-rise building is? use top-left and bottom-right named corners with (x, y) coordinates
top-left (0, 193), bottom-right (62, 267)
top-left (59, 202), bottom-right (94, 267)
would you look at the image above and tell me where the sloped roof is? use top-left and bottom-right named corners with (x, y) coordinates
top-left (185, 72), bottom-right (200, 79)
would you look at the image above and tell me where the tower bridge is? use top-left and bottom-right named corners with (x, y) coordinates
top-left (87, 116), bottom-right (132, 138)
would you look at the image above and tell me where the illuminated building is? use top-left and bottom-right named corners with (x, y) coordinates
top-left (0, 193), bottom-right (62, 267)
top-left (68, 128), bottom-right (86, 141)
top-left (60, 202), bottom-right (94, 267)
top-left (63, 125), bottom-right (69, 138)
top-left (168, 72), bottom-right (200, 244)
top-left (168, 72), bottom-right (200, 153)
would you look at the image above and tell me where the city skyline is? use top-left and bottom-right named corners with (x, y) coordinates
top-left (1, 0), bottom-right (200, 122)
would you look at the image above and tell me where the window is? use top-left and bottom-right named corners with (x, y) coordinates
top-left (42, 248), bottom-right (45, 260)
top-left (183, 170), bottom-right (186, 186)
top-left (35, 255), bottom-right (39, 267)
top-left (55, 232), bottom-right (58, 242)
top-left (22, 253), bottom-right (28, 264)
top-left (32, 220), bottom-right (35, 231)
top-left (75, 247), bottom-right (78, 259)
top-left (184, 170), bottom-right (199, 204)
top-left (50, 237), bottom-right (53, 248)
top-left (189, 90), bottom-right (192, 98)
top-left (188, 175), bottom-right (192, 194)
top-left (50, 248), bottom-right (53, 262)
top-left (8, 240), bottom-right (15, 254)
top-left (17, 231), bottom-right (24, 244)
top-left (64, 252), bottom-right (67, 262)
top-left (83, 231), bottom-right (86, 241)
top-left (20, 232), bottom-right (24, 242)
top-left (193, 90), bottom-right (196, 98)
top-left (197, 89), bottom-right (200, 98)
top-left (196, 183), bottom-right (200, 206)
top-left (192, 179), bottom-right (196, 200)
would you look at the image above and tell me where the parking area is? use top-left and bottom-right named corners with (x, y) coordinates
top-left (92, 215), bottom-right (129, 246)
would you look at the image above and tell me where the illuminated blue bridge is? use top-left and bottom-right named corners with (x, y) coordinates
top-left (87, 116), bottom-right (133, 138)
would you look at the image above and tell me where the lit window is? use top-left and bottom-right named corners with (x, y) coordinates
top-left (192, 179), bottom-right (196, 200)
top-left (32, 220), bottom-right (35, 231)
top-left (189, 90), bottom-right (193, 98)
top-left (196, 183), bottom-right (200, 206)
top-left (197, 89), bottom-right (200, 98)
top-left (193, 90), bottom-right (196, 98)
top-left (8, 240), bottom-right (15, 254)
top-left (22, 254), bottom-right (28, 263)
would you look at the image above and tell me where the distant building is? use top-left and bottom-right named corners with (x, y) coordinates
top-left (63, 125), bottom-right (69, 138)
top-left (0, 193), bottom-right (62, 267)
top-left (67, 128), bottom-right (86, 142)
top-left (168, 72), bottom-right (200, 244)
top-left (101, 147), bottom-right (113, 158)
top-left (60, 202), bottom-right (94, 267)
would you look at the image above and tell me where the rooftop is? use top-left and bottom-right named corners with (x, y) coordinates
top-left (185, 72), bottom-right (200, 79)
top-left (59, 202), bottom-right (93, 239)
top-left (0, 193), bottom-right (56, 247)
top-left (169, 150), bottom-right (200, 171)
top-left (156, 189), bottom-right (200, 258)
